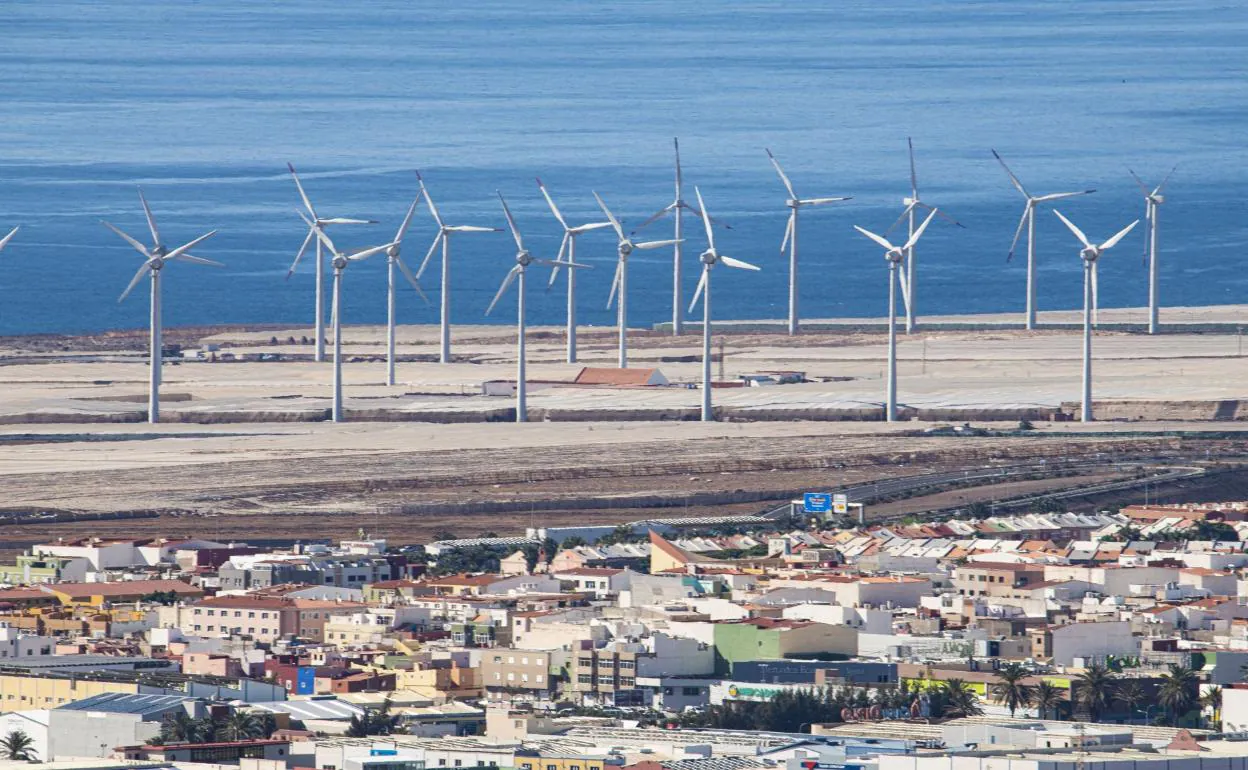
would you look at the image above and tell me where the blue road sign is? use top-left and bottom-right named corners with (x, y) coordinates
top-left (803, 492), bottom-right (832, 514)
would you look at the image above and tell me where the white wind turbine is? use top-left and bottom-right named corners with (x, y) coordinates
top-left (414, 171), bottom-right (501, 364)
top-left (595, 192), bottom-right (681, 369)
top-left (286, 164), bottom-right (376, 363)
top-left (537, 179), bottom-right (613, 363)
top-left (1053, 210), bottom-right (1138, 423)
top-left (853, 210), bottom-right (939, 422)
top-left (382, 192), bottom-right (431, 386)
top-left (992, 150), bottom-right (1095, 330)
top-left (0, 227), bottom-right (17, 256)
top-left (688, 188), bottom-right (760, 422)
top-left (103, 190), bottom-right (220, 425)
top-left (886, 138), bottom-right (963, 334)
top-left (487, 192), bottom-right (590, 423)
top-left (633, 138), bottom-right (723, 336)
top-left (1128, 165), bottom-right (1177, 335)
top-left (765, 148), bottom-right (851, 336)
top-left (300, 213), bottom-right (396, 423)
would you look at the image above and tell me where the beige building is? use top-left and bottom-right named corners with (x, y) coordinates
top-left (482, 648), bottom-right (558, 701)
top-left (954, 563), bottom-right (1047, 599)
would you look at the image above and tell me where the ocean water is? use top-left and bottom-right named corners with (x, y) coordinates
top-left (0, 1), bottom-right (1246, 335)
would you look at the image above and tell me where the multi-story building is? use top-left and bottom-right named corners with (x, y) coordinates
top-left (481, 648), bottom-right (561, 702)
top-left (567, 633), bottom-right (713, 707)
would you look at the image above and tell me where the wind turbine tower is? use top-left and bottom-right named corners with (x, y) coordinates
top-left (1129, 166), bottom-right (1177, 335)
top-left (765, 149), bottom-right (850, 335)
top-left (382, 191), bottom-right (430, 385)
top-left (1053, 210), bottom-right (1138, 422)
top-left (537, 179), bottom-right (612, 363)
top-left (103, 190), bottom-right (219, 424)
top-left (992, 151), bottom-right (1095, 330)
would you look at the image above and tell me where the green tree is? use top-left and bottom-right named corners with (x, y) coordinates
top-left (991, 663), bottom-right (1034, 718)
top-left (1193, 520), bottom-right (1238, 542)
top-left (219, 711), bottom-right (263, 742)
top-left (160, 711), bottom-right (202, 743)
top-left (346, 696), bottom-right (401, 737)
top-left (1032, 681), bottom-right (1064, 721)
top-left (0, 730), bottom-right (37, 761)
top-left (1114, 680), bottom-right (1146, 720)
top-left (1158, 665), bottom-right (1198, 726)
top-left (1073, 663), bottom-right (1116, 721)
top-left (939, 679), bottom-right (984, 718)
top-left (1202, 686), bottom-right (1223, 729)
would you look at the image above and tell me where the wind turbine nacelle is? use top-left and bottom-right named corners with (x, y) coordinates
top-left (1151, 195), bottom-right (1166, 204)
top-left (903, 197), bottom-right (918, 206)
top-left (786, 199), bottom-right (799, 208)
top-left (332, 256), bottom-right (348, 270)
top-left (700, 251), bottom-right (716, 265)
top-left (1080, 248), bottom-right (1098, 262)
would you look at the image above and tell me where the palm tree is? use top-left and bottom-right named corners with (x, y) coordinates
top-left (1158, 665), bottom-right (1199, 726)
top-left (220, 711), bottom-right (262, 742)
top-left (941, 679), bottom-right (984, 718)
top-left (0, 730), bottom-right (37, 761)
top-left (992, 663), bottom-right (1035, 718)
top-left (1073, 663), bottom-right (1116, 721)
top-left (1202, 686), bottom-right (1223, 730)
top-left (1115, 681), bottom-right (1147, 721)
top-left (1032, 681), bottom-right (1064, 721)
top-left (160, 711), bottom-right (201, 743)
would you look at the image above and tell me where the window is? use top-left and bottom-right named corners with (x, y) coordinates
top-left (618, 660), bottom-right (635, 670)
top-left (508, 656), bottom-right (515, 664)
top-left (454, 762), bottom-right (462, 767)
top-left (682, 687), bottom-right (702, 696)
top-left (507, 673), bottom-right (515, 682)
top-left (536, 675), bottom-right (544, 683)
top-left (494, 673), bottom-right (501, 681)
top-left (578, 658), bottom-right (593, 668)
top-left (578, 674), bottom-right (592, 684)
top-left (207, 609), bottom-right (215, 616)
top-left (521, 674), bottom-right (529, 682)
top-left (248, 611), bottom-right (255, 618)
top-left (521, 657), bottom-right (528, 665)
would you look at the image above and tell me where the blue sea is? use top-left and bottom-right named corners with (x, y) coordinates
top-left (0, 1), bottom-right (1246, 335)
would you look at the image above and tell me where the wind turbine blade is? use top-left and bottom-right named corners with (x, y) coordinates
top-left (118, 262), bottom-right (152, 303)
top-left (1127, 168), bottom-right (1151, 197)
top-left (537, 258), bottom-right (592, 269)
top-left (1154, 164), bottom-right (1178, 196)
top-left (1005, 207), bottom-right (1029, 262)
top-left (162, 230), bottom-right (217, 263)
top-left (287, 228), bottom-right (315, 279)
top-left (689, 269), bottom-right (707, 313)
top-left (780, 213), bottom-right (793, 254)
top-left (0, 226), bottom-right (17, 253)
top-left (1091, 261), bottom-right (1100, 326)
top-left (319, 217), bottom-right (376, 225)
top-left (547, 234), bottom-right (569, 288)
top-left (800, 197), bottom-right (852, 206)
top-left (301, 213), bottom-right (338, 255)
top-left (765, 149), bottom-right (798, 200)
top-left (592, 191), bottom-right (625, 240)
top-left (1035, 190), bottom-right (1096, 203)
top-left (606, 260), bottom-right (622, 310)
top-left (635, 239), bottom-right (682, 250)
top-left (347, 241), bottom-right (397, 262)
top-left (395, 256), bottom-right (431, 304)
top-left (674, 137), bottom-right (682, 197)
top-left (102, 221), bottom-right (150, 257)
top-left (991, 150), bottom-right (1030, 198)
top-left (416, 171), bottom-right (444, 228)
top-left (720, 255), bottom-right (761, 271)
top-left (287, 163), bottom-right (318, 219)
top-left (908, 137), bottom-right (919, 199)
top-left (497, 192), bottom-right (525, 251)
top-left (693, 187), bottom-right (715, 251)
top-left (485, 265), bottom-right (520, 316)
top-left (137, 188), bottom-right (161, 245)
top-left (632, 203), bottom-right (674, 234)
top-left (394, 191), bottom-right (423, 243)
top-left (917, 202), bottom-right (966, 229)
top-left (447, 226), bottom-right (500, 233)
top-left (884, 203), bottom-right (916, 238)
top-left (854, 225), bottom-right (895, 252)
top-left (416, 233), bottom-right (442, 279)
top-left (1099, 220), bottom-right (1139, 251)
top-left (173, 254), bottom-right (224, 267)
top-left (898, 262), bottom-right (911, 309)
top-left (569, 222), bottom-right (614, 235)
top-left (536, 178), bottom-right (568, 230)
top-left (1052, 210), bottom-right (1093, 249)
top-left (903, 209), bottom-right (939, 251)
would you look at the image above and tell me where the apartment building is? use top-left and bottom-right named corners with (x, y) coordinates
top-left (481, 648), bottom-right (559, 702)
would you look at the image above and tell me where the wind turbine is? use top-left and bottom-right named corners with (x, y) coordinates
top-left (1053, 210), bottom-right (1138, 423)
top-left (286, 164), bottom-right (376, 363)
top-left (1129, 165), bottom-right (1177, 335)
top-left (992, 150), bottom-right (1095, 330)
top-left (688, 188), bottom-right (760, 422)
top-left (595, 192), bottom-right (680, 369)
top-left (853, 209), bottom-right (939, 422)
top-left (537, 178), bottom-right (613, 363)
top-left (382, 192), bottom-right (431, 386)
top-left (300, 213), bottom-right (396, 423)
top-left (103, 189), bottom-right (219, 425)
top-left (885, 138), bottom-right (963, 334)
top-left (765, 148), bottom-right (851, 336)
top-left (414, 171), bottom-right (501, 364)
top-left (0, 227), bottom-right (17, 256)
top-left (487, 192), bottom-right (590, 423)
top-left (633, 138), bottom-right (723, 336)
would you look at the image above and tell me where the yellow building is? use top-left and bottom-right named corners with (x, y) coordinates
top-left (515, 752), bottom-right (615, 770)
top-left (0, 672), bottom-right (139, 711)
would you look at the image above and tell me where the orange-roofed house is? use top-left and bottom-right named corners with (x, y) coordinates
top-left (649, 531), bottom-right (712, 573)
top-left (573, 367), bottom-right (669, 387)
top-left (46, 579), bottom-right (203, 608)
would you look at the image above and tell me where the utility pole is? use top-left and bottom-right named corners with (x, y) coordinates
top-left (718, 337), bottom-right (725, 381)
